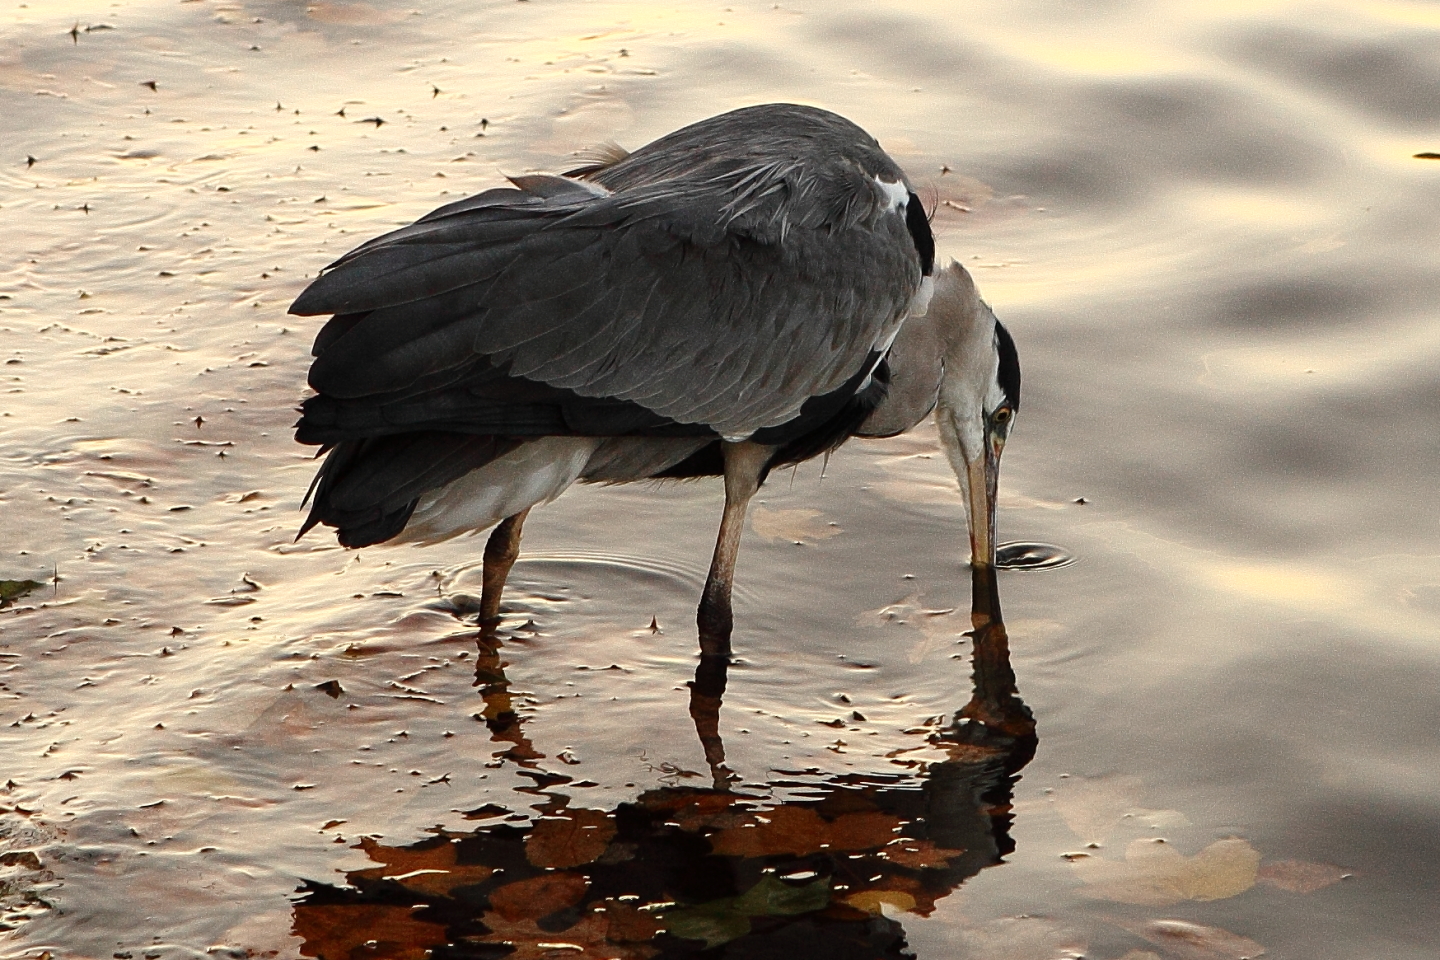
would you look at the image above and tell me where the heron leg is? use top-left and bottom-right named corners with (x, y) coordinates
top-left (480, 508), bottom-right (530, 626)
top-left (697, 441), bottom-right (772, 656)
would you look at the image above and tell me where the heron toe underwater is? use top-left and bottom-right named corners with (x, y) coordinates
top-left (289, 103), bottom-right (1022, 656)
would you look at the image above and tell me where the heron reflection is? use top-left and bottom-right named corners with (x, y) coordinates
top-left (291, 567), bottom-right (1033, 958)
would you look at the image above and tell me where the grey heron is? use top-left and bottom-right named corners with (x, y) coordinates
top-left (290, 103), bottom-right (1020, 656)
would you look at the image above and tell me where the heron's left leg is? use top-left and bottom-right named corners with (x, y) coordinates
top-left (480, 508), bottom-right (530, 626)
top-left (697, 441), bottom-right (773, 657)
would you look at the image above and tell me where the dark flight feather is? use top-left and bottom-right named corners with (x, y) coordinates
top-left (292, 104), bottom-right (930, 545)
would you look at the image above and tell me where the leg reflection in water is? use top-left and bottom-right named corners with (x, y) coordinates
top-left (291, 568), bottom-right (1037, 958)
top-left (688, 654), bottom-right (739, 791)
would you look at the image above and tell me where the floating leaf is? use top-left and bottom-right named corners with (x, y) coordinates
top-left (870, 478), bottom-right (955, 505)
top-left (856, 592), bottom-right (962, 661)
top-left (1257, 859), bottom-right (1346, 893)
top-left (1074, 838), bottom-right (1260, 905)
top-left (525, 808), bottom-right (617, 868)
top-left (750, 507), bottom-right (841, 543)
top-left (1049, 775), bottom-right (1145, 845)
top-left (948, 915), bottom-right (1089, 960)
top-left (488, 872), bottom-right (589, 921)
top-left (1110, 918), bottom-right (1266, 960)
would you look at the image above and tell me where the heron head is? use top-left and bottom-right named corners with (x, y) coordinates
top-left (931, 261), bottom-right (1021, 569)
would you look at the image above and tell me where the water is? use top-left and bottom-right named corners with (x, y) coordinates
top-left (2, 0), bottom-right (1438, 956)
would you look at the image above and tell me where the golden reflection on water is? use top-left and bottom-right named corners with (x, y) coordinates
top-left (289, 569), bottom-right (1035, 959)
top-left (3, 0), bottom-right (1439, 954)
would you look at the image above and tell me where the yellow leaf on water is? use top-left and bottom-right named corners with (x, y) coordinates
top-left (1073, 837), bottom-right (1260, 906)
top-left (750, 507), bottom-right (841, 543)
top-left (1049, 776), bottom-right (1144, 846)
top-left (845, 890), bottom-right (916, 914)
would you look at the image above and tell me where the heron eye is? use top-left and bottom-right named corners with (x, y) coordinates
top-left (992, 407), bottom-right (1013, 425)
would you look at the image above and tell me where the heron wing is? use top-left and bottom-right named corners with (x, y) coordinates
top-left (291, 149), bottom-right (923, 439)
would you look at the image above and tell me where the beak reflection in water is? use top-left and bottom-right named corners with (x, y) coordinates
top-left (290, 568), bottom-right (1034, 958)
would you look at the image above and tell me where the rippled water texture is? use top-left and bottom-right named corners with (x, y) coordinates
top-left (3, 0), bottom-right (1439, 957)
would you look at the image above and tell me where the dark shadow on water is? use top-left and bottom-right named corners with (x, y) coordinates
top-left (290, 568), bottom-right (1035, 958)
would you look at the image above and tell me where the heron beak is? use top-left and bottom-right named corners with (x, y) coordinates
top-left (964, 427), bottom-right (1003, 569)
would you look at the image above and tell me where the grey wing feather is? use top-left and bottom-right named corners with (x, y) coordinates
top-left (292, 104), bottom-right (924, 439)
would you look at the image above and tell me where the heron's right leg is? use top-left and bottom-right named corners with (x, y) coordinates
top-left (480, 508), bottom-right (530, 625)
top-left (697, 441), bottom-right (773, 657)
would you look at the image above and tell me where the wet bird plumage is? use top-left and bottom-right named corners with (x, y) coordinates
top-left (290, 103), bottom-right (1019, 653)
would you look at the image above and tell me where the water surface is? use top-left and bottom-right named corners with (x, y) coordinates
top-left (2, 0), bottom-right (1438, 957)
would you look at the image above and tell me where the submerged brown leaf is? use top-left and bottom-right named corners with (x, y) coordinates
top-left (525, 808), bottom-right (617, 868)
top-left (601, 899), bottom-right (663, 943)
top-left (708, 807), bottom-right (900, 858)
top-left (293, 903), bottom-right (447, 960)
top-left (639, 790), bottom-right (747, 832)
top-left (353, 836), bottom-right (493, 897)
top-left (881, 838), bottom-right (967, 869)
top-left (472, 909), bottom-right (655, 959)
top-left (489, 872), bottom-right (590, 921)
